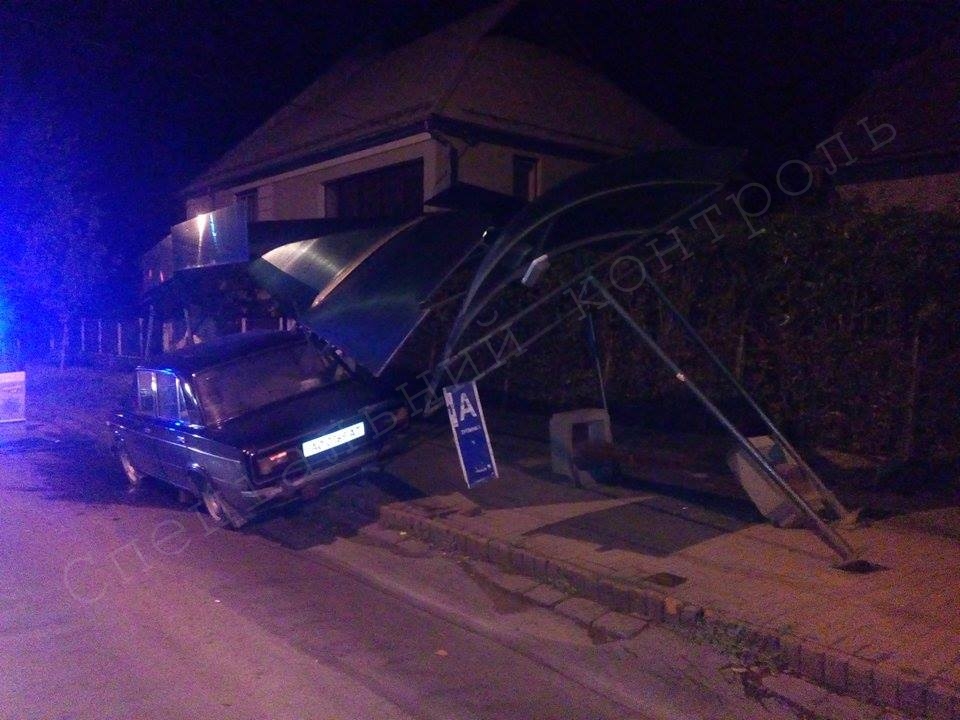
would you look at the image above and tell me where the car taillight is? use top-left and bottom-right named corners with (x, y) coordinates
top-left (257, 449), bottom-right (291, 476)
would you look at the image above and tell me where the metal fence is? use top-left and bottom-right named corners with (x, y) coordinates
top-left (68, 316), bottom-right (297, 361)
top-left (74, 318), bottom-right (144, 358)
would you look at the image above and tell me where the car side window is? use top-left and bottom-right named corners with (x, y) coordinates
top-left (136, 371), bottom-right (156, 415)
top-left (156, 372), bottom-right (180, 421)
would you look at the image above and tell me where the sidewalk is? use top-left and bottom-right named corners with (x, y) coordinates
top-left (17, 363), bottom-right (958, 717)
top-left (380, 423), bottom-right (960, 719)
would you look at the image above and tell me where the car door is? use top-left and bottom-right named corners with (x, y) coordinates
top-left (153, 371), bottom-right (200, 492)
top-left (120, 370), bottom-right (165, 479)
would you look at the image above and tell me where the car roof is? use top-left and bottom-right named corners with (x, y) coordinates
top-left (141, 330), bottom-right (308, 376)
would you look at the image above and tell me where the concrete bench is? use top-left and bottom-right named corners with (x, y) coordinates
top-left (549, 408), bottom-right (613, 479)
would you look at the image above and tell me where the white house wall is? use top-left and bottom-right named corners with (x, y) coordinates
top-left (185, 135), bottom-right (443, 221)
top-left (456, 141), bottom-right (591, 198)
top-left (184, 134), bottom-right (595, 222)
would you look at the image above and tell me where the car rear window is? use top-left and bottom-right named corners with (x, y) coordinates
top-left (193, 340), bottom-right (349, 425)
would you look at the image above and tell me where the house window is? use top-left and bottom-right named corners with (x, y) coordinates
top-left (324, 159), bottom-right (424, 221)
top-left (513, 155), bottom-right (539, 201)
top-left (236, 189), bottom-right (259, 222)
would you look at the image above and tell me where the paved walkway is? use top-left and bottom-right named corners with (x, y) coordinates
top-left (381, 426), bottom-right (960, 719)
top-left (19, 362), bottom-right (958, 717)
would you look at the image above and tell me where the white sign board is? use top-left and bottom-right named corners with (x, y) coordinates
top-left (0, 371), bottom-right (25, 422)
top-left (443, 381), bottom-right (498, 488)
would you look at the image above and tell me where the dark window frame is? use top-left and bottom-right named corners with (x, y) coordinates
top-left (236, 189), bottom-right (259, 223)
top-left (512, 155), bottom-right (539, 201)
top-left (324, 159), bottom-right (424, 221)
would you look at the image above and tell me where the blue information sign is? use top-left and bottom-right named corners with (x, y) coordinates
top-left (443, 381), bottom-right (498, 488)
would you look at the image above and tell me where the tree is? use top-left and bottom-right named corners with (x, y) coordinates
top-left (0, 88), bottom-right (104, 368)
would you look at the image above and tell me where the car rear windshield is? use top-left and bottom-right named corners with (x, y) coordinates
top-left (193, 340), bottom-right (349, 425)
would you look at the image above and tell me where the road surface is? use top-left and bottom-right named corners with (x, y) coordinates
top-left (0, 425), bottom-right (825, 720)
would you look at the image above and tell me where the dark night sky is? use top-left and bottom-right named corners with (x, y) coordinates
top-left (0, 1), bottom-right (952, 271)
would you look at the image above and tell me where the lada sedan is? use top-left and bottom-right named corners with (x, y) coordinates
top-left (111, 331), bottom-right (408, 527)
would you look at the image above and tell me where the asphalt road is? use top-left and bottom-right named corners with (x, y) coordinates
top-left (0, 427), bottom-right (805, 720)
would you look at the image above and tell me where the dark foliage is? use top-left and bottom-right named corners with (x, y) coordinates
top-left (484, 203), bottom-right (959, 460)
top-left (0, 88), bottom-right (104, 366)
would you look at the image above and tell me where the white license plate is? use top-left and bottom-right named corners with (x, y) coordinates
top-left (302, 421), bottom-right (366, 458)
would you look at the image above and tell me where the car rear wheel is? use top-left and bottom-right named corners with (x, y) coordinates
top-left (200, 480), bottom-right (244, 529)
top-left (118, 448), bottom-right (145, 491)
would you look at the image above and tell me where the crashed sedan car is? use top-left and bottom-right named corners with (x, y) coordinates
top-left (111, 330), bottom-right (408, 527)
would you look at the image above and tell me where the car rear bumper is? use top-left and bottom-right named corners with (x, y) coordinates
top-left (237, 433), bottom-right (407, 505)
top-left (239, 448), bottom-right (379, 502)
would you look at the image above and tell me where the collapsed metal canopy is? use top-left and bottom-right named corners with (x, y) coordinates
top-left (248, 224), bottom-right (397, 316)
top-left (254, 149), bottom-right (745, 379)
top-left (196, 146), bottom-right (858, 565)
top-left (423, 147), bottom-right (860, 567)
top-left (443, 147), bottom-right (747, 362)
top-left (249, 211), bottom-right (491, 376)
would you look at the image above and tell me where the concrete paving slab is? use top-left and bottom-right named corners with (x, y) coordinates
top-left (761, 672), bottom-right (909, 720)
top-left (380, 427), bottom-right (960, 718)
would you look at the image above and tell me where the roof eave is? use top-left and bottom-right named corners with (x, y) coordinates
top-left (428, 115), bottom-right (626, 164)
top-left (182, 114), bottom-right (633, 199)
top-left (181, 120), bottom-right (433, 200)
top-left (826, 147), bottom-right (960, 185)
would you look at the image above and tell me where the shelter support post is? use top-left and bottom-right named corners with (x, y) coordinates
top-left (584, 312), bottom-right (608, 413)
top-left (643, 273), bottom-right (853, 523)
top-left (585, 276), bottom-right (858, 565)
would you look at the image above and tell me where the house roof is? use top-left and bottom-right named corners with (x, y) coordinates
top-left (823, 35), bottom-right (960, 167)
top-left (185, 0), bottom-right (688, 195)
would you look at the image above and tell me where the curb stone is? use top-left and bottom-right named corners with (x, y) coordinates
top-left (523, 583), bottom-right (568, 608)
top-left (592, 612), bottom-right (648, 640)
top-left (379, 502), bottom-right (958, 719)
top-left (555, 597), bottom-right (608, 626)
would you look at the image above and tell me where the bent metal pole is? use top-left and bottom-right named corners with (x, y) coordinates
top-left (642, 272), bottom-right (851, 521)
top-left (586, 276), bottom-right (857, 565)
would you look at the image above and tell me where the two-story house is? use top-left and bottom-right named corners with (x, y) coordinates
top-left (142, 0), bottom-right (692, 352)
top-left (180, 0), bottom-right (689, 227)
